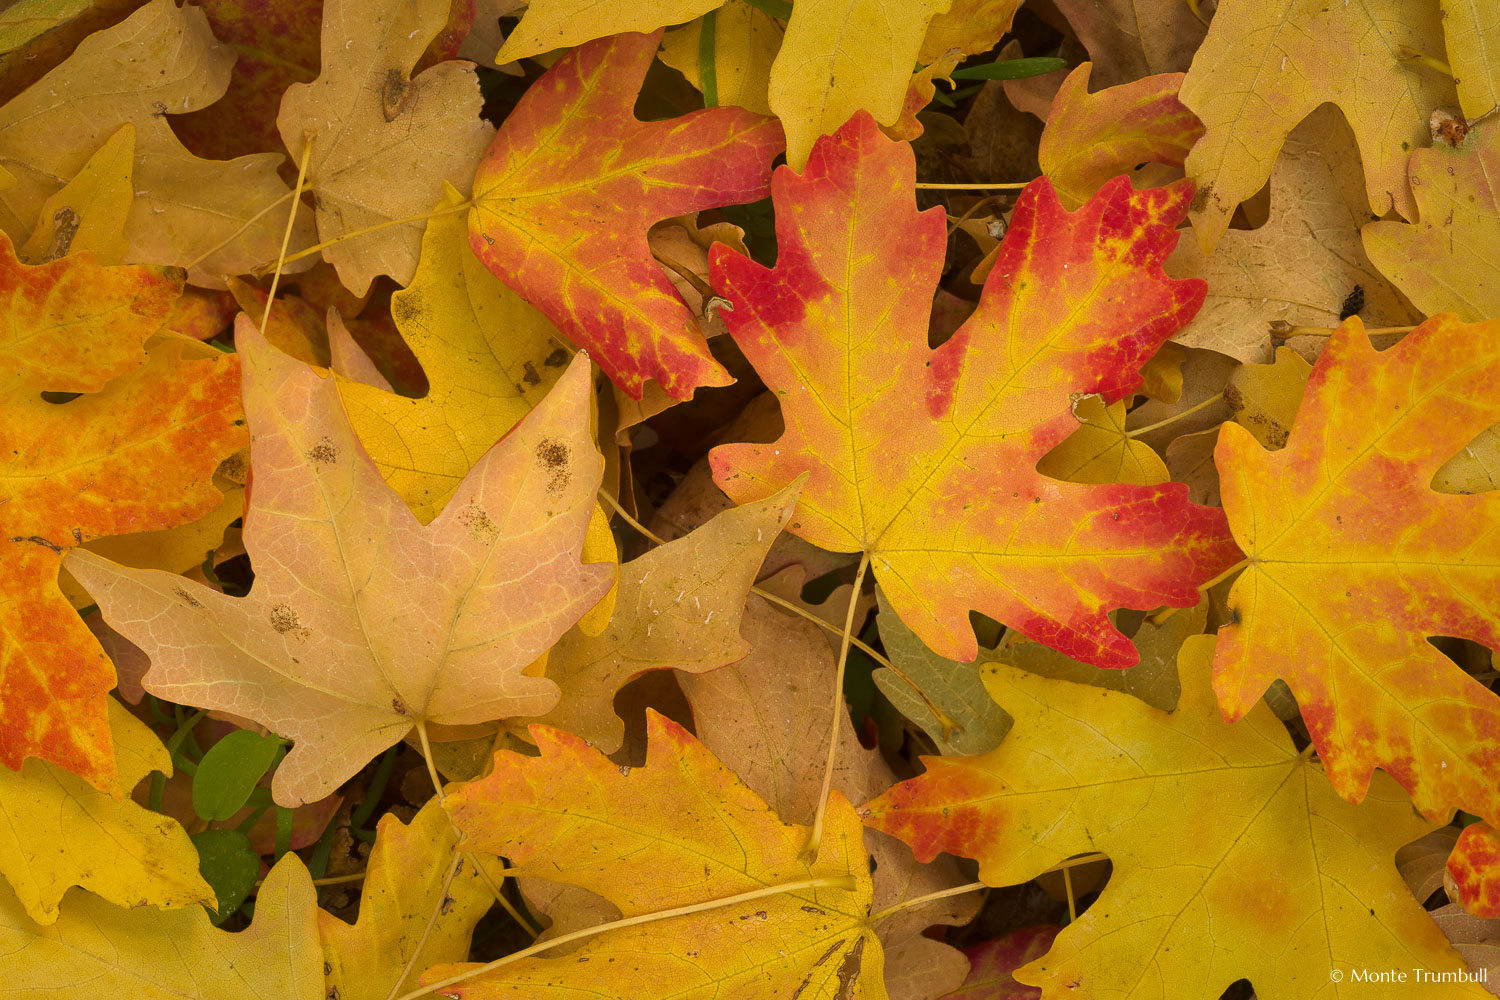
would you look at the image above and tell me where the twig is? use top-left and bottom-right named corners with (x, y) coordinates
top-left (804, 550), bottom-right (871, 859)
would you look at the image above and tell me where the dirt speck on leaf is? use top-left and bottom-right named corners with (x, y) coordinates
top-left (457, 503), bottom-right (500, 543)
top-left (307, 436), bottom-right (338, 465)
top-left (535, 438), bottom-right (571, 496)
top-left (173, 587), bottom-right (203, 609)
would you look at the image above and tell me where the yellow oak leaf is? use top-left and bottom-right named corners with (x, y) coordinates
top-left (1448, 1), bottom-right (1500, 121)
top-left (0, 0), bottom-right (314, 285)
top-left (1180, 0), bottom-right (1457, 251)
top-left (19, 120), bottom-right (132, 266)
top-left (1363, 119), bottom-right (1499, 323)
top-left (918, 0), bottom-right (1019, 63)
top-left (320, 799), bottom-right (492, 1000)
top-left (0, 852), bottom-right (323, 998)
top-left (1213, 314), bottom-right (1500, 824)
top-left (66, 317), bottom-right (614, 806)
top-left (521, 480), bottom-right (800, 752)
top-left (0, 698), bottom-right (211, 925)
top-left (660, 0), bottom-right (783, 117)
top-left (769, 0), bottom-right (952, 169)
top-left (336, 185), bottom-right (570, 522)
top-left (430, 712), bottom-right (885, 999)
top-left (496, 0), bottom-right (722, 63)
top-left (276, 0), bottom-right (495, 294)
top-left (864, 635), bottom-right (1486, 1000)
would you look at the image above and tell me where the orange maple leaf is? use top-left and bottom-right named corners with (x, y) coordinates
top-left (0, 237), bottom-right (244, 792)
top-left (709, 111), bottom-right (1239, 667)
top-left (467, 30), bottom-right (784, 401)
top-left (1214, 313), bottom-right (1500, 824)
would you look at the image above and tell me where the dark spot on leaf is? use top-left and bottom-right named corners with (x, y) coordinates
top-left (440, 895), bottom-right (454, 915)
top-left (1338, 284), bottom-right (1364, 320)
top-left (307, 436), bottom-right (338, 465)
top-left (543, 348), bottom-right (568, 367)
top-left (10, 535), bottom-right (62, 553)
top-left (270, 603), bottom-right (303, 634)
top-left (535, 438), bottom-right (571, 496)
top-left (457, 503), bottom-right (500, 543)
top-left (522, 361), bottom-right (541, 385)
top-left (391, 698), bottom-right (406, 715)
top-left (174, 587), bottom-right (203, 609)
top-left (31, 207), bottom-right (78, 263)
top-left (1190, 182), bottom-right (1212, 214)
top-left (380, 69), bottom-right (414, 121)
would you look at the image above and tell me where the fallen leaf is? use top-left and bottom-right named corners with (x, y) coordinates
top-left (1036, 395), bottom-right (1170, 486)
top-left (1038, 63), bottom-right (1201, 209)
top-left (0, 698), bottom-right (211, 925)
top-left (1051, 0), bottom-right (1205, 89)
top-left (0, 852), bottom-right (323, 998)
top-left (1363, 119), bottom-right (1499, 323)
top-left (1171, 105), bottom-right (1421, 364)
top-left (1179, 0), bottom-right (1457, 250)
top-left (1450, 822), bottom-right (1500, 919)
top-left (0, 237), bottom-right (243, 792)
top-left (1447, 2), bottom-right (1500, 121)
top-left (1431, 903), bottom-right (1500, 990)
top-left (337, 184), bottom-right (569, 522)
top-left (863, 635), bottom-right (1486, 999)
top-left (469, 31), bottom-right (781, 400)
top-left (320, 798), bottom-right (492, 1000)
top-left (0, 0), bottom-right (314, 285)
top-left (918, 0), bottom-right (1020, 62)
top-left (709, 111), bottom-right (1238, 666)
top-left (768, 0), bottom-right (949, 169)
top-left (495, 0), bottom-right (721, 63)
top-left (872, 589), bottom-right (1011, 757)
top-left (19, 120), bottom-right (133, 265)
top-left (66, 317), bottom-right (613, 806)
top-left (949, 927), bottom-right (1060, 1000)
top-left (521, 481), bottom-right (800, 752)
top-left (659, 0), bottom-right (783, 116)
top-left (1398, 827), bottom-right (1461, 903)
top-left (433, 713), bottom-right (884, 998)
top-left (277, 0), bottom-right (495, 293)
top-left (1222, 346), bottom-right (1312, 449)
top-left (1212, 314), bottom-right (1500, 824)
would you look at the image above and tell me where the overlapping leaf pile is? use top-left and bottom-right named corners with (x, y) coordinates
top-left (2, 1), bottom-right (1498, 998)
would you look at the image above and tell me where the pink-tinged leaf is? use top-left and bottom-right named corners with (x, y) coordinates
top-left (1449, 823), bottom-right (1500, 919)
top-left (709, 111), bottom-right (1239, 666)
top-left (467, 30), bottom-right (784, 400)
top-left (950, 927), bottom-right (1061, 999)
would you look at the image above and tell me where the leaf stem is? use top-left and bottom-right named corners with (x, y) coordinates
top-left (805, 550), bottom-right (871, 859)
top-left (915, 181), bottom-right (1030, 190)
top-left (259, 135), bottom-right (315, 337)
top-left (395, 876), bottom-right (856, 1000)
top-left (1062, 863), bottom-right (1077, 923)
top-left (1147, 557), bottom-right (1250, 625)
top-left (594, 487), bottom-right (960, 736)
top-left (1124, 392), bottom-right (1224, 438)
top-left (383, 852), bottom-right (463, 1000)
top-left (275, 201), bottom-right (472, 268)
top-left (1270, 322), bottom-right (1415, 341)
top-left (183, 189), bottom-right (296, 273)
top-left (868, 881), bottom-right (986, 924)
top-left (1185, 0), bottom-right (1211, 27)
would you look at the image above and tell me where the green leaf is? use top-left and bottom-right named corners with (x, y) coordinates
top-left (949, 56), bottom-right (1066, 81)
top-left (189, 829), bottom-right (260, 924)
top-left (191, 729), bottom-right (283, 822)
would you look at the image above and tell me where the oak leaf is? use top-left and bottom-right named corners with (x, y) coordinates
top-left (467, 30), bottom-right (783, 400)
top-left (0, 852), bottom-right (323, 999)
top-left (1363, 120), bottom-right (1499, 323)
top-left (66, 317), bottom-right (614, 806)
top-left (863, 635), bottom-right (1486, 1000)
top-left (918, 0), bottom-right (1020, 63)
top-left (337, 184), bottom-right (569, 522)
top-left (0, 238), bottom-right (244, 792)
top-left (432, 712), bottom-right (885, 999)
top-left (0, 698), bottom-right (210, 925)
top-left (320, 798), bottom-right (492, 1000)
top-left (277, 0), bottom-right (494, 294)
top-left (1179, 0), bottom-right (1457, 250)
top-left (0, 0), bottom-right (314, 285)
top-left (709, 111), bottom-right (1239, 666)
top-left (1212, 314), bottom-right (1500, 824)
top-left (519, 481), bottom-right (800, 751)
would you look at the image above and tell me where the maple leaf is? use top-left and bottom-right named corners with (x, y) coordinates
top-left (1037, 64), bottom-right (1201, 210)
top-left (320, 799), bottom-right (492, 1000)
top-left (430, 712), bottom-right (884, 999)
top-left (1363, 120), bottom-right (1499, 323)
top-left (277, 0), bottom-right (494, 294)
top-left (0, 852), bottom-right (323, 998)
top-left (677, 599), bottom-right (978, 1000)
top-left (1179, 0), bottom-right (1458, 250)
top-left (520, 481), bottom-right (800, 751)
top-left (337, 185), bottom-right (570, 522)
top-left (918, 0), bottom-right (1020, 62)
top-left (709, 111), bottom-right (1239, 666)
top-left (0, 241), bottom-right (244, 792)
top-left (66, 316), bottom-right (614, 806)
top-left (1170, 105), bottom-right (1420, 364)
top-left (495, 0), bottom-right (721, 62)
top-left (863, 635), bottom-right (1486, 999)
top-left (1212, 313), bottom-right (1500, 825)
top-left (659, 1), bottom-right (783, 117)
top-left (1449, 822), bottom-right (1500, 920)
top-left (0, 697), bottom-right (210, 925)
top-left (467, 30), bottom-right (783, 400)
top-left (19, 120), bottom-right (133, 266)
top-left (0, 0), bottom-right (314, 285)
